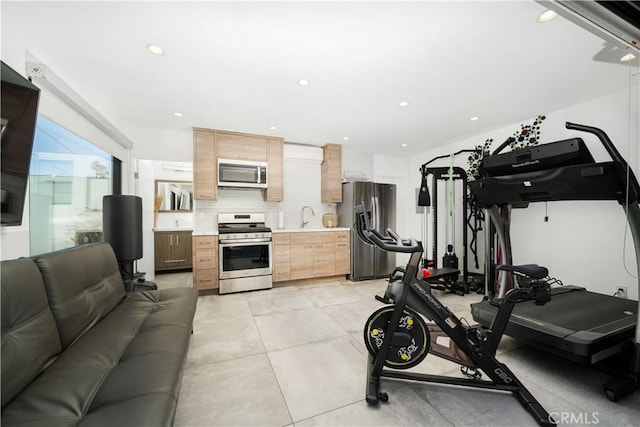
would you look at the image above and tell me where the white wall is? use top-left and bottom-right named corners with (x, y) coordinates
top-left (408, 86), bottom-right (640, 299)
top-left (128, 126), bottom-right (193, 163)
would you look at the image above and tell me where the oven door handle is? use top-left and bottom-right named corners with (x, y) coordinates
top-left (219, 238), bottom-right (272, 245)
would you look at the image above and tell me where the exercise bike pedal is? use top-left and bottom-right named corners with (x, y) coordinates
top-left (375, 294), bottom-right (391, 304)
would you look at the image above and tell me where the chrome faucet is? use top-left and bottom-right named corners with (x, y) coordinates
top-left (175, 219), bottom-right (179, 227)
top-left (301, 205), bottom-right (315, 228)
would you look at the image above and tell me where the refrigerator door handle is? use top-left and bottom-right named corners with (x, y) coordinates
top-left (370, 196), bottom-right (376, 232)
top-left (372, 196), bottom-right (380, 231)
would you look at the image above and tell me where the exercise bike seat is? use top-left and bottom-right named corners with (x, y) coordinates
top-left (497, 264), bottom-right (548, 280)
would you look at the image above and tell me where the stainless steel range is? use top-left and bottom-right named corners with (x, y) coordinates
top-left (218, 213), bottom-right (272, 294)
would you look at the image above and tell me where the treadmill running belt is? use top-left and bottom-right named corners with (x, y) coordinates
top-left (510, 291), bottom-right (635, 332)
top-left (472, 288), bottom-right (637, 364)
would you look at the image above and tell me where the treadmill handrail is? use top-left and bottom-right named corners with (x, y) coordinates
top-left (565, 122), bottom-right (640, 203)
top-left (566, 122), bottom-right (625, 165)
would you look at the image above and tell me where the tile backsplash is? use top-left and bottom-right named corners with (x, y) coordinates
top-left (194, 157), bottom-right (337, 231)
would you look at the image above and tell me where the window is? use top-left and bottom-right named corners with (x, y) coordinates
top-left (29, 115), bottom-right (118, 255)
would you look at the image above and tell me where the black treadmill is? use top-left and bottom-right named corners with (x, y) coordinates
top-left (468, 122), bottom-right (640, 401)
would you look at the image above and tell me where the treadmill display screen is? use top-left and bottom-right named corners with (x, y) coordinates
top-left (481, 138), bottom-right (595, 177)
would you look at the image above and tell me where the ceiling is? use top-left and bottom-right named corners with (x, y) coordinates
top-left (2, 1), bottom-right (637, 157)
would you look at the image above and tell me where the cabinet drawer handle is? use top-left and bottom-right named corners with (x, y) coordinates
top-left (165, 259), bottom-right (186, 263)
top-left (200, 279), bottom-right (213, 283)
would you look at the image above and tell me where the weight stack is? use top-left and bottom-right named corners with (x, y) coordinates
top-left (103, 195), bottom-right (143, 262)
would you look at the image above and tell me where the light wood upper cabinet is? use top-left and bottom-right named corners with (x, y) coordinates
top-left (321, 143), bottom-right (342, 203)
top-left (193, 129), bottom-right (217, 200)
top-left (265, 138), bottom-right (284, 202)
top-left (192, 128), bottom-right (284, 202)
top-left (216, 131), bottom-right (267, 162)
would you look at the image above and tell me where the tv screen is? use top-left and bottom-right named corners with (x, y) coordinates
top-left (1, 61), bottom-right (40, 226)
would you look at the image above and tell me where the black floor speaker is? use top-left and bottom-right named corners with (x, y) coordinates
top-left (103, 195), bottom-right (142, 262)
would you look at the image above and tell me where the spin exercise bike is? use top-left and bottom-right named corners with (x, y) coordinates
top-left (356, 205), bottom-right (556, 425)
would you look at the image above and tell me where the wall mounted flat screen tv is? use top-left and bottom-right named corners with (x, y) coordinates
top-left (1, 61), bottom-right (40, 226)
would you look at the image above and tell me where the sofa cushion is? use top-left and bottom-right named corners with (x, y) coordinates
top-left (1, 287), bottom-right (198, 427)
top-left (34, 243), bottom-right (125, 349)
top-left (1, 258), bottom-right (62, 409)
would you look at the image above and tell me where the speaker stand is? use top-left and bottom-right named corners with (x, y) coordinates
top-left (118, 260), bottom-right (157, 292)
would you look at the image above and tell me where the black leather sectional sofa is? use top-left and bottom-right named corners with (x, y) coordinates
top-left (1, 242), bottom-right (198, 426)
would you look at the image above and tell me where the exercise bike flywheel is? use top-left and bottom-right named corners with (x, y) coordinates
top-left (364, 305), bottom-right (430, 369)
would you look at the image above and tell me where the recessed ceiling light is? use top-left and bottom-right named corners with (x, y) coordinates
top-left (343, 136), bottom-right (350, 140)
top-left (401, 144), bottom-right (407, 147)
top-left (470, 116), bottom-right (480, 121)
top-left (269, 125), bottom-right (277, 130)
top-left (146, 44), bottom-right (165, 55)
top-left (398, 101), bottom-right (409, 107)
top-left (537, 9), bottom-right (557, 23)
top-left (621, 53), bottom-right (637, 62)
top-left (298, 79), bottom-right (310, 87)
top-left (174, 112), bottom-right (183, 117)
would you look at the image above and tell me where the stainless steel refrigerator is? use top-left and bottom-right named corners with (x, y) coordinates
top-left (338, 181), bottom-right (396, 281)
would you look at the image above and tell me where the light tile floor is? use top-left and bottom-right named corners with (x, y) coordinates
top-left (154, 272), bottom-right (640, 427)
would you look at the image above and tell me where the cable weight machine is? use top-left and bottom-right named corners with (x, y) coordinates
top-left (418, 152), bottom-right (485, 295)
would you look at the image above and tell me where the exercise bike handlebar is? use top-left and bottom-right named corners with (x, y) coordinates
top-left (355, 204), bottom-right (421, 253)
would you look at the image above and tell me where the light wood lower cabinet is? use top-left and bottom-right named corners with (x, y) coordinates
top-left (290, 243), bottom-right (315, 280)
top-left (273, 230), bottom-right (350, 282)
top-left (335, 240), bottom-right (350, 274)
top-left (192, 235), bottom-right (219, 290)
top-left (313, 243), bottom-right (335, 277)
top-left (273, 233), bottom-right (292, 282)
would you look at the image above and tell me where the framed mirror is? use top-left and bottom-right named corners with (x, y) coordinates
top-left (155, 180), bottom-right (193, 211)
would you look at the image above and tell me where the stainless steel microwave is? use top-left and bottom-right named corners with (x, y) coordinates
top-left (218, 159), bottom-right (268, 188)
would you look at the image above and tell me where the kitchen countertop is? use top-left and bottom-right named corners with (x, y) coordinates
top-left (271, 227), bottom-right (350, 233)
top-left (189, 228), bottom-right (350, 236)
top-left (191, 230), bottom-right (219, 236)
top-left (153, 227), bottom-right (194, 232)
